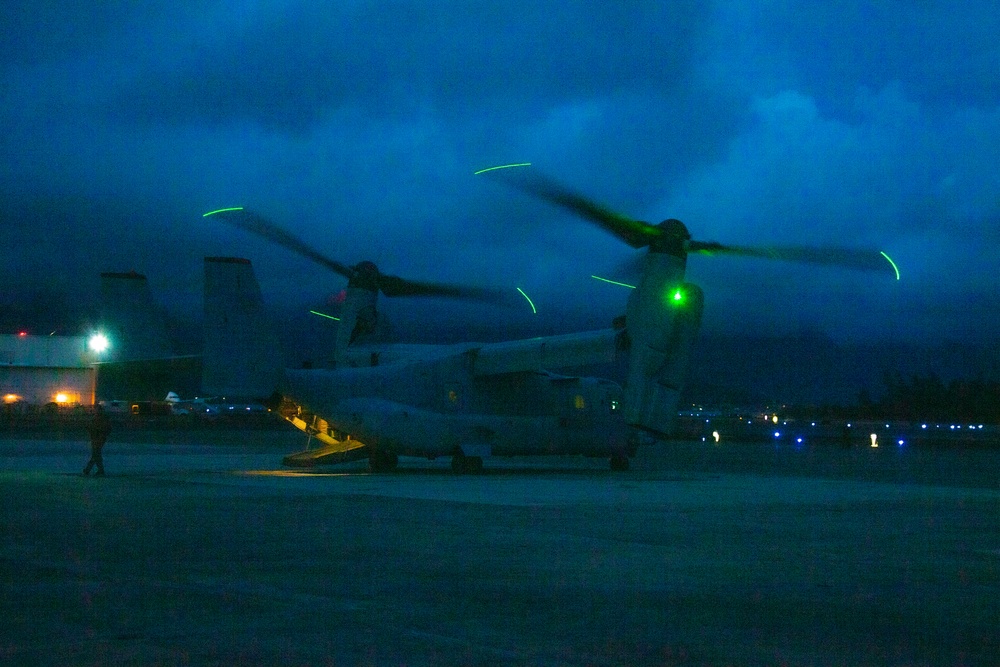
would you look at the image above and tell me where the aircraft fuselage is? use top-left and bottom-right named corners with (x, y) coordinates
top-left (283, 346), bottom-right (629, 459)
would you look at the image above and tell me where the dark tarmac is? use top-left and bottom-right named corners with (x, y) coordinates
top-left (2, 429), bottom-right (999, 665)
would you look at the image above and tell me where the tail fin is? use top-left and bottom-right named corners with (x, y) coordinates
top-left (98, 271), bottom-right (172, 361)
top-left (202, 257), bottom-right (283, 398)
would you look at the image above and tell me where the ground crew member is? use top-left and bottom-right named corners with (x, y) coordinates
top-left (84, 404), bottom-right (112, 476)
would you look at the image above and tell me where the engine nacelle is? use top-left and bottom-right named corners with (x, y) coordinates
top-left (622, 251), bottom-right (704, 437)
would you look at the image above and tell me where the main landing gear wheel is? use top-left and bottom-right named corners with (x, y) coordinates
top-left (451, 452), bottom-right (483, 474)
top-left (368, 450), bottom-right (398, 473)
top-left (609, 454), bottom-right (630, 471)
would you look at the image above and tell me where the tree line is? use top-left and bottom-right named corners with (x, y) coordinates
top-left (860, 372), bottom-right (999, 423)
top-left (788, 372), bottom-right (1000, 424)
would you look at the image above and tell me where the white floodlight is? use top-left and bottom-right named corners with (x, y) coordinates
top-left (88, 333), bottom-right (110, 353)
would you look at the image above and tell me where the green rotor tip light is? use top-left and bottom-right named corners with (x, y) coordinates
top-left (880, 251), bottom-right (901, 280)
top-left (591, 275), bottom-right (636, 289)
top-left (203, 207), bottom-right (245, 217)
top-left (516, 287), bottom-right (537, 314)
top-left (473, 163), bottom-right (532, 175)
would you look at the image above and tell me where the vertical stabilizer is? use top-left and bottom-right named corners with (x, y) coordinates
top-left (99, 271), bottom-right (172, 361)
top-left (203, 257), bottom-right (283, 398)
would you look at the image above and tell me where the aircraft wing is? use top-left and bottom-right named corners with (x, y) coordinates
top-left (470, 329), bottom-right (619, 377)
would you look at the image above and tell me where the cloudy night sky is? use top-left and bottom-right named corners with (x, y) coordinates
top-left (2, 2), bottom-right (999, 353)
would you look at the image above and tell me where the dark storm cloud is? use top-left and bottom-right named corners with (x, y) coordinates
top-left (704, 1), bottom-right (1000, 115)
top-left (764, 1), bottom-right (1000, 113)
top-left (118, 3), bottom-right (706, 131)
top-left (2, 1), bottom-right (999, 349)
top-left (0, 4), bottom-right (154, 69)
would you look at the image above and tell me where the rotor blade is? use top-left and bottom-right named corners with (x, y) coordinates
top-left (206, 208), bottom-right (507, 301)
top-left (206, 208), bottom-right (354, 279)
top-left (489, 171), bottom-right (660, 248)
top-left (378, 273), bottom-right (506, 302)
top-left (688, 241), bottom-right (897, 273)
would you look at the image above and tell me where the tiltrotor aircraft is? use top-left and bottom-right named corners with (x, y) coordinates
top-left (203, 172), bottom-right (895, 472)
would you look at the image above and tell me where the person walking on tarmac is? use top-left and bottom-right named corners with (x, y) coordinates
top-left (84, 404), bottom-right (112, 476)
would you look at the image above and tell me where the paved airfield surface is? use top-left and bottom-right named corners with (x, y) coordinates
top-left (2, 430), bottom-right (999, 665)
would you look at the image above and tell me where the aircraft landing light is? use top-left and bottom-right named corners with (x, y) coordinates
top-left (202, 206), bottom-right (245, 217)
top-left (473, 162), bottom-right (532, 175)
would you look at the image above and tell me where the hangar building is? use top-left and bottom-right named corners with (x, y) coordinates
top-left (1, 334), bottom-right (102, 409)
